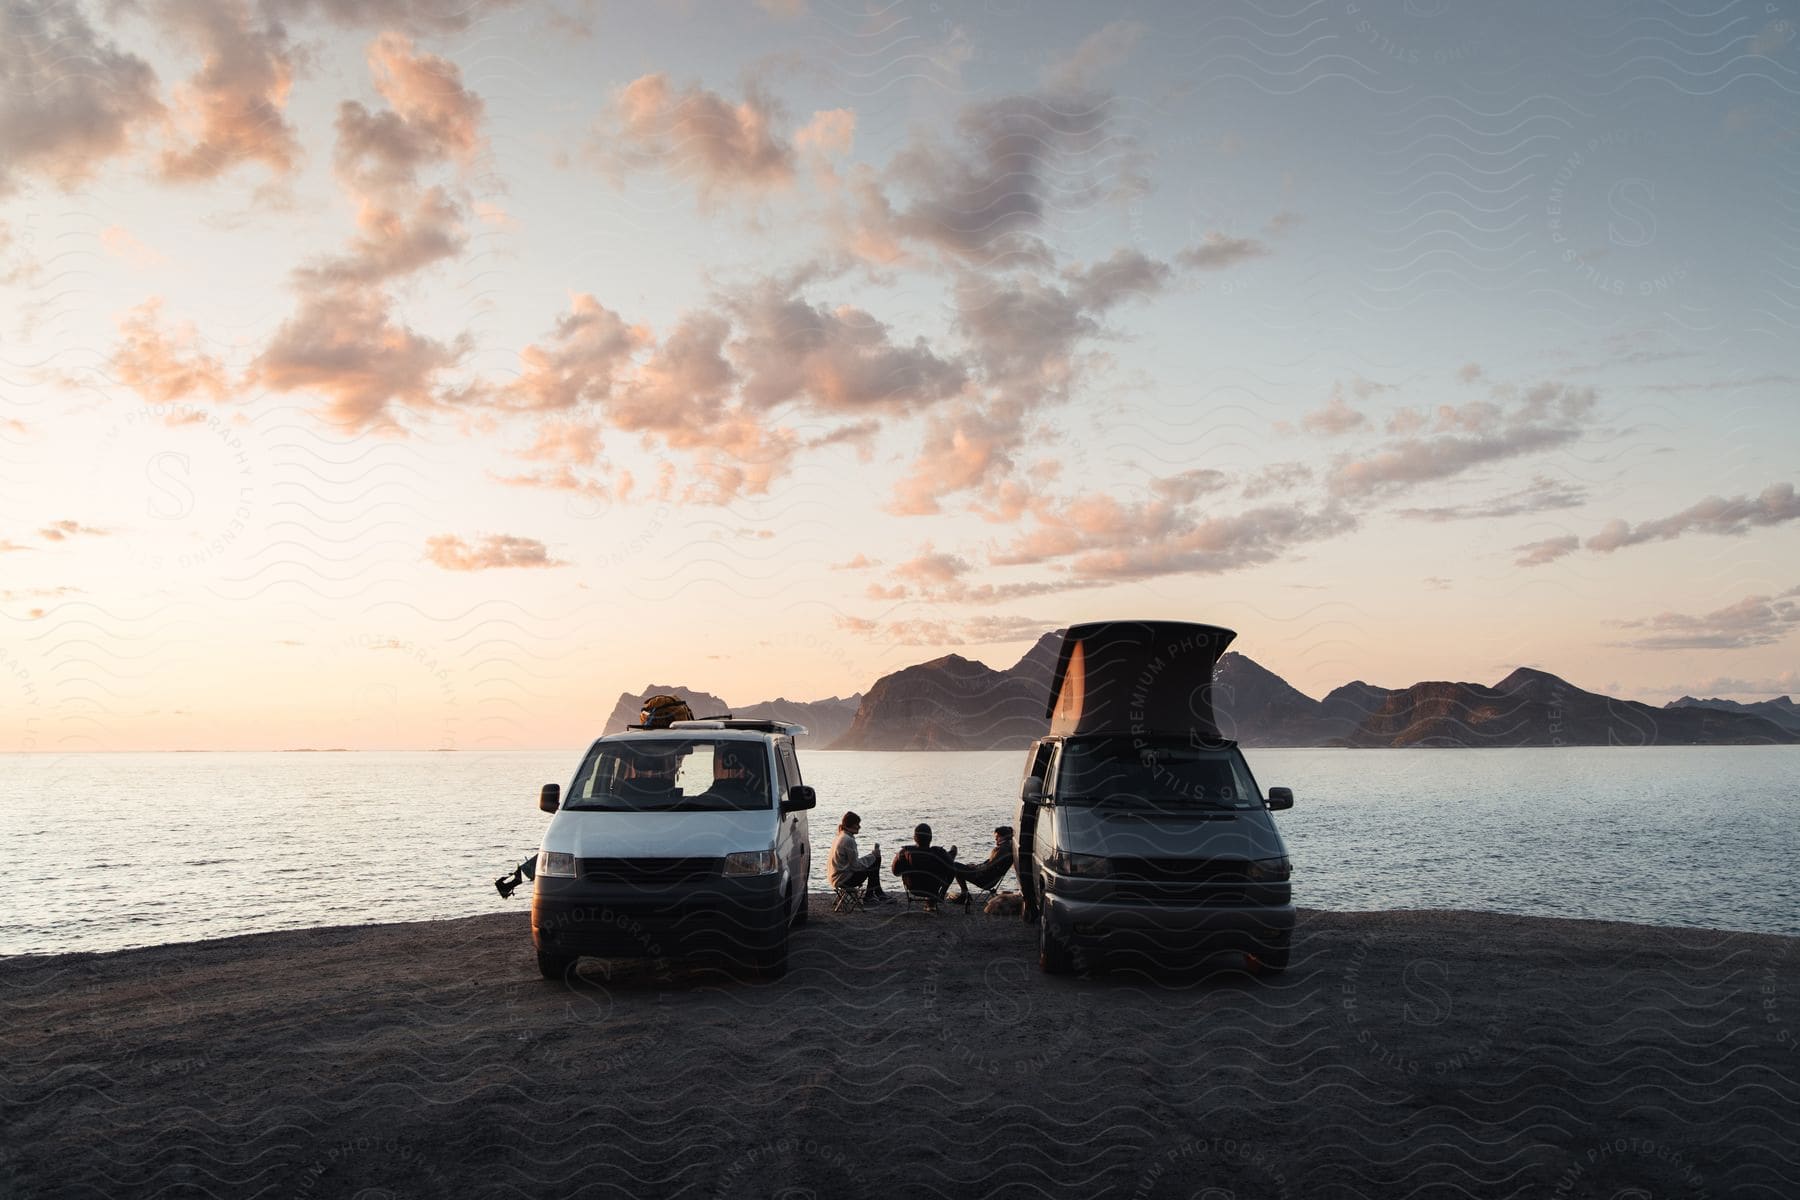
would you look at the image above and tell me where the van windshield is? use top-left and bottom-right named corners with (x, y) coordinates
top-left (1057, 738), bottom-right (1262, 810)
top-left (563, 738), bottom-right (772, 812)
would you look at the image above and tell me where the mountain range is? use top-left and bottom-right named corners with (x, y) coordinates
top-left (608, 633), bottom-right (1798, 749)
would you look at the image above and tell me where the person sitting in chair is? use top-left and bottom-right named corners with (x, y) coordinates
top-left (891, 823), bottom-right (961, 908)
top-left (827, 811), bottom-right (887, 904)
top-left (948, 825), bottom-right (1015, 903)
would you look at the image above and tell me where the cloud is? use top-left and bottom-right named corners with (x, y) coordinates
top-left (1397, 475), bottom-right (1587, 522)
top-left (1654, 670), bottom-right (1800, 698)
top-left (894, 546), bottom-right (974, 587)
top-left (265, 0), bottom-right (520, 34)
top-left (1328, 383), bottom-right (1597, 499)
top-left (1240, 462), bottom-right (1312, 499)
top-left (1512, 535), bottom-right (1580, 567)
top-left (250, 285), bottom-right (467, 427)
top-left (832, 554), bottom-right (878, 570)
top-left (515, 417), bottom-right (606, 466)
top-left (0, 1), bottom-right (162, 194)
top-left (1300, 388), bottom-right (1367, 437)
top-left (838, 85), bottom-right (1144, 268)
top-left (1152, 468), bottom-right (1232, 504)
top-left (0, 539), bottom-right (33, 553)
top-left (607, 310), bottom-right (798, 503)
top-left (424, 533), bottom-right (565, 571)
top-left (726, 281), bottom-right (966, 414)
top-left (101, 226), bottom-right (167, 268)
top-left (488, 294), bottom-right (651, 412)
top-left (592, 73), bottom-right (799, 198)
top-left (41, 520), bottom-right (110, 541)
top-left (304, 35), bottom-right (485, 286)
top-left (889, 402), bottom-right (1026, 516)
top-left (995, 494), bottom-right (1357, 582)
top-left (1610, 587), bottom-right (1800, 651)
top-left (858, 614), bottom-right (1057, 646)
top-left (157, 0), bottom-right (303, 182)
top-left (1586, 482), bottom-right (1800, 553)
top-left (1457, 362), bottom-right (1483, 383)
top-left (795, 107), bottom-right (854, 157)
top-left (1043, 21), bottom-right (1146, 91)
top-left (109, 299), bottom-right (232, 405)
top-left (1177, 232), bottom-right (1270, 271)
top-left (488, 275), bottom-right (972, 505)
top-left (251, 34), bottom-right (485, 428)
top-left (1061, 248), bottom-right (1171, 311)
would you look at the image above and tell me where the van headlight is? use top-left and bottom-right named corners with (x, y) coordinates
top-left (537, 851), bottom-right (576, 878)
top-left (723, 849), bottom-right (780, 876)
top-left (1247, 855), bottom-right (1291, 882)
top-left (1048, 851), bottom-right (1112, 878)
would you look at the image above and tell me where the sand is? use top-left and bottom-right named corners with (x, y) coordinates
top-left (2, 902), bottom-right (1796, 1199)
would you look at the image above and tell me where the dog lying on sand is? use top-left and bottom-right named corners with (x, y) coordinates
top-left (983, 891), bottom-right (1023, 916)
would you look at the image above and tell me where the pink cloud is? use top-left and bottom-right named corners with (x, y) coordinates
top-left (109, 299), bottom-right (232, 406)
top-left (595, 73), bottom-right (798, 198)
top-left (158, 0), bottom-right (303, 182)
top-left (424, 533), bottom-right (565, 571)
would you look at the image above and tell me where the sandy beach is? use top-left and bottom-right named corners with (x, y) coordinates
top-left (3, 902), bottom-right (1796, 1199)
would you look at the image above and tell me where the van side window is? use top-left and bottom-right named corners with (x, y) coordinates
top-left (774, 744), bottom-right (795, 799)
top-left (1026, 741), bottom-right (1055, 790)
top-left (778, 742), bottom-right (803, 785)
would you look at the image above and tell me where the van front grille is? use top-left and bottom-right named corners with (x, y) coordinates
top-left (1109, 857), bottom-right (1252, 884)
top-left (577, 857), bottom-right (722, 884)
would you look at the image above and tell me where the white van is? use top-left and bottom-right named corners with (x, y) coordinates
top-left (529, 719), bottom-right (816, 979)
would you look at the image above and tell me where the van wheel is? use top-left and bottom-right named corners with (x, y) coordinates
top-left (537, 949), bottom-right (576, 980)
top-left (1038, 909), bottom-right (1074, 975)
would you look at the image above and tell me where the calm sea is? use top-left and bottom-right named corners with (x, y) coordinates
top-left (2, 747), bottom-right (1795, 956)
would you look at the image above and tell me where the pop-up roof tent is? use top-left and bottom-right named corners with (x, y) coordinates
top-left (1045, 620), bottom-right (1238, 739)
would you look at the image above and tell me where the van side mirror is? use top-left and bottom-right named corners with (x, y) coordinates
top-left (1021, 777), bottom-right (1044, 804)
top-left (1266, 786), bottom-right (1293, 811)
top-left (781, 784), bottom-right (817, 814)
top-left (539, 783), bottom-right (561, 813)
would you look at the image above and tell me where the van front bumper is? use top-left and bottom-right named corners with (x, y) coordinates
top-left (1043, 892), bottom-right (1294, 960)
top-left (532, 874), bottom-right (787, 960)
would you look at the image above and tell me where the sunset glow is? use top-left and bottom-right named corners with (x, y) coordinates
top-left (3, 1), bottom-right (1797, 750)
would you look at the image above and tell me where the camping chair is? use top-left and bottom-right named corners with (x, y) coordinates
top-left (831, 883), bottom-right (865, 914)
top-left (958, 849), bottom-right (1014, 908)
top-left (893, 848), bottom-right (961, 913)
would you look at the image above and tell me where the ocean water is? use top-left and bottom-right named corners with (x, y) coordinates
top-left (1, 746), bottom-right (1795, 956)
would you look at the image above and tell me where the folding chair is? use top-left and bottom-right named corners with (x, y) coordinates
top-left (894, 849), bottom-right (962, 913)
top-left (831, 883), bottom-right (865, 914)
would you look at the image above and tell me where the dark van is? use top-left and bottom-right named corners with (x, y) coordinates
top-left (1014, 620), bottom-right (1296, 974)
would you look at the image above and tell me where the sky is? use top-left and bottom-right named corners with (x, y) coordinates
top-left (2, 0), bottom-right (1798, 751)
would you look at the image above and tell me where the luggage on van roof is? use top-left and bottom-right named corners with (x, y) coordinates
top-left (1045, 620), bottom-right (1236, 738)
top-left (634, 694), bottom-right (694, 729)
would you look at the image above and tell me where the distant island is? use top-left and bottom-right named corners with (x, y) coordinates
top-left (608, 631), bottom-right (1798, 750)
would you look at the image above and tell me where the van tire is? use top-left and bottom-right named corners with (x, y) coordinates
top-left (1038, 909), bottom-right (1075, 975)
top-left (536, 949), bottom-right (577, 980)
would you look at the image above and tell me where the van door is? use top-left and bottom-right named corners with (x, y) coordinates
top-left (775, 740), bottom-right (808, 898)
top-left (1016, 740), bottom-right (1058, 917)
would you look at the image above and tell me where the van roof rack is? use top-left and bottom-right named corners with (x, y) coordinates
top-left (667, 718), bottom-right (809, 735)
